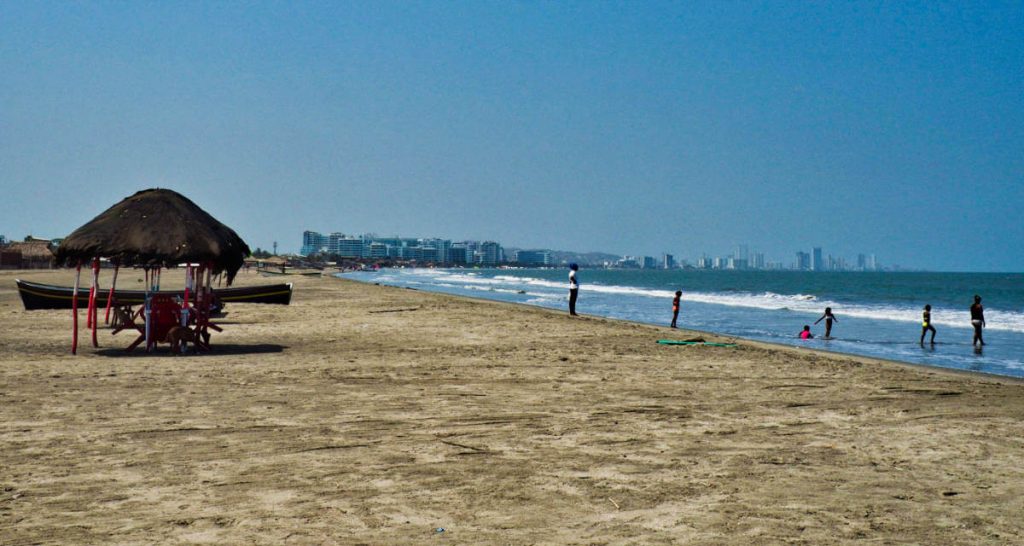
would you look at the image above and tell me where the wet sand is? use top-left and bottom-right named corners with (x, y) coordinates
top-left (2, 269), bottom-right (1024, 544)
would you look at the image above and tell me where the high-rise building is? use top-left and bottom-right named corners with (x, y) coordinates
top-left (418, 238), bottom-right (451, 264)
top-left (662, 254), bottom-right (675, 269)
top-left (301, 231), bottom-right (328, 256)
top-left (448, 245), bottom-right (469, 264)
top-left (812, 247), bottom-right (823, 272)
top-left (335, 236), bottom-right (366, 258)
top-left (753, 252), bottom-right (765, 269)
top-left (477, 241), bottom-right (503, 266)
top-left (796, 251), bottom-right (811, 271)
top-left (641, 256), bottom-right (657, 269)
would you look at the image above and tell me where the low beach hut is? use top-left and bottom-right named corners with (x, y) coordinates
top-left (4, 239), bottom-right (56, 269)
top-left (55, 188), bottom-right (251, 354)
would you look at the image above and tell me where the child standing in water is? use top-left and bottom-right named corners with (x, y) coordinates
top-left (670, 290), bottom-right (682, 328)
top-left (920, 304), bottom-right (937, 345)
top-left (971, 295), bottom-right (985, 346)
top-left (814, 307), bottom-right (838, 338)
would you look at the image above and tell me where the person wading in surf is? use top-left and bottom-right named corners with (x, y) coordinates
top-left (971, 295), bottom-right (986, 346)
top-left (568, 264), bottom-right (579, 316)
top-left (815, 307), bottom-right (838, 338)
top-left (920, 304), bottom-right (937, 346)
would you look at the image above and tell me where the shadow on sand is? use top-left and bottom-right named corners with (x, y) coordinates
top-left (94, 344), bottom-right (287, 357)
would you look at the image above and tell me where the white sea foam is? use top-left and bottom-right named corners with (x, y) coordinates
top-left (379, 268), bottom-right (1024, 334)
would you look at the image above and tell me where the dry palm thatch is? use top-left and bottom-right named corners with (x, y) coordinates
top-left (55, 189), bottom-right (251, 283)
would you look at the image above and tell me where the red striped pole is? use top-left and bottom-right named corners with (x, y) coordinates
top-left (144, 268), bottom-right (151, 352)
top-left (104, 264), bottom-right (119, 324)
top-left (72, 262), bottom-right (81, 354)
top-left (86, 266), bottom-right (95, 329)
top-left (91, 258), bottom-right (100, 347)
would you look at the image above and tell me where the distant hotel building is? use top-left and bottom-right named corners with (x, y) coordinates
top-left (513, 250), bottom-right (552, 266)
top-left (477, 241), bottom-right (503, 266)
top-left (301, 230), bottom-right (501, 266)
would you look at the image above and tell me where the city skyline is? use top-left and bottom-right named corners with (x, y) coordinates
top-left (296, 229), bottom-right (884, 271)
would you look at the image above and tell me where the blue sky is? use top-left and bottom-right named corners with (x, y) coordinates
top-left (2, 1), bottom-right (1022, 271)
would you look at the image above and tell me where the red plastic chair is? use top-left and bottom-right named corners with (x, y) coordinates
top-left (125, 294), bottom-right (182, 351)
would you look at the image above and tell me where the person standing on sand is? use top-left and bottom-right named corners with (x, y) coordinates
top-left (568, 264), bottom-right (579, 316)
top-left (971, 295), bottom-right (986, 346)
top-left (814, 307), bottom-right (838, 338)
top-left (670, 290), bottom-right (682, 328)
top-left (920, 304), bottom-right (937, 346)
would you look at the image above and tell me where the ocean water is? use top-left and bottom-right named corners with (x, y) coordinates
top-left (341, 268), bottom-right (1024, 379)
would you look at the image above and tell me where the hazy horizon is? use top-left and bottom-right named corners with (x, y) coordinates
top-left (2, 2), bottom-right (1021, 272)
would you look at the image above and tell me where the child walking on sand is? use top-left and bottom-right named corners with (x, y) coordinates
top-left (670, 290), bottom-right (681, 328)
top-left (920, 304), bottom-right (937, 345)
top-left (814, 307), bottom-right (838, 338)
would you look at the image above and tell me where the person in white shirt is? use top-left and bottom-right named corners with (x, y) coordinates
top-left (568, 263), bottom-right (579, 316)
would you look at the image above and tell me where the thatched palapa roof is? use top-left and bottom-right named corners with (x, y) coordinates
top-left (7, 240), bottom-right (55, 259)
top-left (55, 189), bottom-right (251, 283)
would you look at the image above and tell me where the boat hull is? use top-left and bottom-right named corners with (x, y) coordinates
top-left (15, 279), bottom-right (292, 310)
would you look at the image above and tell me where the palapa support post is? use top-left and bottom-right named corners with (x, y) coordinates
top-left (194, 261), bottom-right (215, 350)
top-left (90, 258), bottom-right (100, 347)
top-left (71, 262), bottom-right (81, 354)
top-left (182, 264), bottom-right (192, 327)
top-left (152, 266), bottom-right (162, 350)
top-left (104, 263), bottom-right (119, 325)
top-left (194, 264), bottom-right (205, 349)
top-left (144, 268), bottom-right (152, 352)
top-left (86, 262), bottom-right (95, 329)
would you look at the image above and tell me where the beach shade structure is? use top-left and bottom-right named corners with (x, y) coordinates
top-left (55, 188), bottom-right (251, 354)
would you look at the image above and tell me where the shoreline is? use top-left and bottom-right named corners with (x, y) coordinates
top-left (342, 272), bottom-right (1024, 385)
top-left (3, 269), bottom-right (1024, 543)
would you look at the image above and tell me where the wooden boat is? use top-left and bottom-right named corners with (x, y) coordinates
top-left (258, 269), bottom-right (322, 277)
top-left (15, 279), bottom-right (293, 310)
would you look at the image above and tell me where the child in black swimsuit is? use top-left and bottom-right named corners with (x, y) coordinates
top-left (814, 307), bottom-right (838, 338)
top-left (970, 295), bottom-right (985, 346)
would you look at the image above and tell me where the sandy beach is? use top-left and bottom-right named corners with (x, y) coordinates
top-left (2, 268), bottom-right (1024, 545)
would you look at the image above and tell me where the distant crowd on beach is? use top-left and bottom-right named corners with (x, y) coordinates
top-left (564, 264), bottom-right (989, 350)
